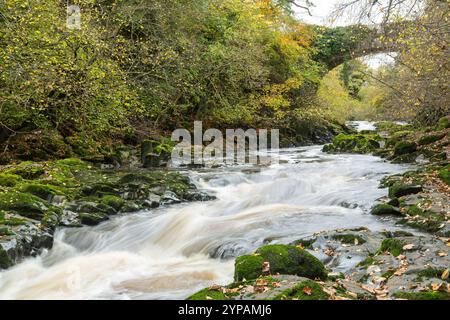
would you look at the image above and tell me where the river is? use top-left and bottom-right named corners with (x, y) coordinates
top-left (0, 122), bottom-right (413, 299)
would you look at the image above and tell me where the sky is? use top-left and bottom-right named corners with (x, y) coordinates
top-left (294, 0), bottom-right (395, 68)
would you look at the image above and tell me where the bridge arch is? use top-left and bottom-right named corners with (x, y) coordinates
top-left (311, 22), bottom-right (407, 70)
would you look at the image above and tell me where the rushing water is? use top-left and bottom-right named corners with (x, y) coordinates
top-left (0, 123), bottom-right (412, 300)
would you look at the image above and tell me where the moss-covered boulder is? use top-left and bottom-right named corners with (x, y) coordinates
top-left (323, 133), bottom-right (381, 154)
top-left (0, 174), bottom-right (22, 187)
top-left (234, 244), bottom-right (327, 282)
top-left (389, 183), bottom-right (423, 198)
top-left (0, 191), bottom-right (49, 220)
top-left (418, 133), bottom-right (446, 146)
top-left (436, 116), bottom-right (450, 130)
top-left (371, 204), bottom-right (401, 216)
top-left (393, 141), bottom-right (417, 156)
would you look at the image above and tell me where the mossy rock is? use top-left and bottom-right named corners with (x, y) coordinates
top-left (371, 204), bottom-right (401, 216)
top-left (331, 233), bottom-right (366, 244)
top-left (186, 288), bottom-right (229, 300)
top-left (272, 280), bottom-right (328, 300)
top-left (438, 165), bottom-right (450, 186)
top-left (4, 162), bottom-right (45, 179)
top-left (394, 291), bottom-right (450, 300)
top-left (323, 133), bottom-right (381, 154)
top-left (436, 116), bottom-right (450, 130)
top-left (79, 212), bottom-right (109, 226)
top-left (100, 195), bottom-right (125, 211)
top-left (18, 183), bottom-right (66, 201)
top-left (393, 141), bottom-right (417, 156)
top-left (418, 133), bottom-right (446, 146)
top-left (386, 131), bottom-right (413, 147)
top-left (379, 238), bottom-right (404, 257)
top-left (0, 246), bottom-right (13, 269)
top-left (0, 192), bottom-right (49, 219)
top-left (389, 183), bottom-right (422, 198)
top-left (0, 174), bottom-right (22, 187)
top-left (415, 268), bottom-right (450, 283)
top-left (234, 244), bottom-right (327, 282)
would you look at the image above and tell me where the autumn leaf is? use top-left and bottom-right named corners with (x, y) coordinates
top-left (441, 269), bottom-right (449, 280)
top-left (262, 261), bottom-right (270, 273)
top-left (402, 244), bottom-right (415, 250)
top-left (303, 286), bottom-right (313, 296)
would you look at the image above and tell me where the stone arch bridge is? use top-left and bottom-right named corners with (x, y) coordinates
top-left (311, 22), bottom-right (410, 69)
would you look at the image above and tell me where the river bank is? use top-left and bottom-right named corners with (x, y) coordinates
top-left (0, 119), bottom-right (448, 299)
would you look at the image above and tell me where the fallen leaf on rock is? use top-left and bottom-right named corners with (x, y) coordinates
top-left (303, 286), bottom-right (313, 296)
top-left (441, 269), bottom-right (449, 280)
top-left (262, 261), bottom-right (270, 273)
top-left (437, 251), bottom-right (448, 257)
top-left (209, 284), bottom-right (222, 291)
top-left (354, 238), bottom-right (359, 245)
top-left (431, 283), bottom-right (443, 292)
top-left (361, 285), bottom-right (375, 294)
top-left (272, 282), bottom-right (281, 288)
top-left (246, 286), bottom-right (255, 294)
top-left (347, 291), bottom-right (358, 299)
top-left (255, 279), bottom-right (268, 286)
top-left (397, 254), bottom-right (407, 260)
top-left (324, 248), bottom-right (335, 256)
top-left (403, 244), bottom-right (415, 250)
top-left (394, 266), bottom-right (408, 276)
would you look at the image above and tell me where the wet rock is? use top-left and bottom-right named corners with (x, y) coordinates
top-left (388, 183), bottom-right (423, 198)
top-left (371, 204), bottom-right (401, 216)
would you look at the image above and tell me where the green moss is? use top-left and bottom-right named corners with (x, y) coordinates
top-left (436, 116), bottom-right (450, 130)
top-left (78, 212), bottom-right (109, 226)
top-left (234, 244), bottom-right (327, 282)
top-left (234, 254), bottom-right (265, 282)
top-left (371, 204), bottom-right (400, 216)
top-left (415, 268), bottom-right (449, 283)
top-left (323, 133), bottom-right (381, 154)
top-left (291, 238), bottom-right (316, 249)
top-left (0, 174), bottom-right (22, 187)
top-left (379, 238), bottom-right (404, 257)
top-left (0, 247), bottom-right (13, 269)
top-left (272, 280), bottom-right (328, 300)
top-left (418, 133), bottom-right (446, 146)
top-left (393, 141), bottom-right (417, 156)
top-left (357, 256), bottom-right (377, 269)
top-left (0, 226), bottom-right (15, 236)
top-left (54, 158), bottom-right (89, 173)
top-left (331, 233), bottom-right (366, 244)
top-left (394, 291), bottom-right (450, 300)
top-left (438, 165), bottom-right (450, 186)
top-left (0, 191), bottom-right (49, 219)
top-left (18, 183), bottom-right (66, 200)
top-left (4, 162), bottom-right (45, 179)
top-left (101, 195), bottom-right (125, 211)
top-left (186, 288), bottom-right (229, 300)
top-left (389, 183), bottom-right (422, 198)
